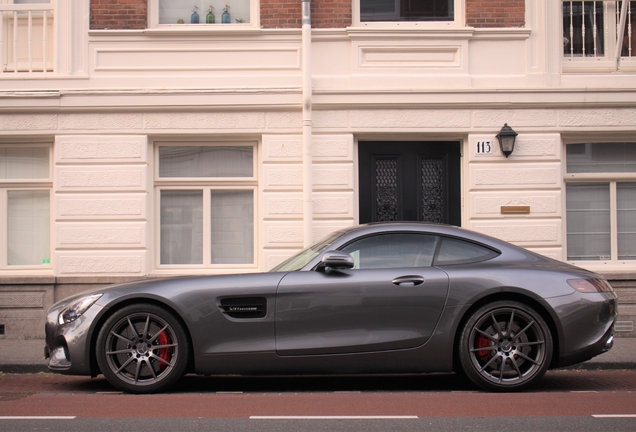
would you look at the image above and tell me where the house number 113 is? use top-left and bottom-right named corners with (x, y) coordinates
top-left (476, 141), bottom-right (492, 155)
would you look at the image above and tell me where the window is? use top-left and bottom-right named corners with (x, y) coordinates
top-left (0, 145), bottom-right (51, 267)
top-left (360, 0), bottom-right (454, 22)
top-left (156, 143), bottom-right (256, 267)
top-left (563, 1), bottom-right (636, 67)
top-left (565, 143), bottom-right (636, 262)
top-left (434, 237), bottom-right (498, 265)
top-left (152, 0), bottom-right (252, 26)
top-left (340, 233), bottom-right (439, 269)
top-left (1, 0), bottom-right (54, 73)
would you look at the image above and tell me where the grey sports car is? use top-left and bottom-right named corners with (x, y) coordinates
top-left (45, 222), bottom-right (617, 394)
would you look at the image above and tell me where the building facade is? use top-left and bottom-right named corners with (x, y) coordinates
top-left (0, 0), bottom-right (635, 339)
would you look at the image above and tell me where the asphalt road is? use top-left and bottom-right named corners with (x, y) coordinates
top-left (1, 370), bottom-right (635, 431)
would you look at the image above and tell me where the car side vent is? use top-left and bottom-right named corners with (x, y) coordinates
top-left (220, 297), bottom-right (267, 319)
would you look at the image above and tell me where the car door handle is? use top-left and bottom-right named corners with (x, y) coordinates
top-left (392, 275), bottom-right (425, 287)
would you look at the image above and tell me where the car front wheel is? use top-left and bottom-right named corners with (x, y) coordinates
top-left (458, 301), bottom-right (553, 392)
top-left (96, 303), bottom-right (189, 394)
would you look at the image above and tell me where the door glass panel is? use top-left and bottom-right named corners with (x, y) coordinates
top-left (0, 147), bottom-right (49, 179)
top-left (421, 158), bottom-right (444, 223)
top-left (566, 143), bottom-right (636, 173)
top-left (375, 158), bottom-right (399, 221)
top-left (618, 182), bottom-right (636, 260)
top-left (210, 190), bottom-right (254, 264)
top-left (160, 190), bottom-right (203, 264)
top-left (7, 190), bottom-right (49, 265)
top-left (341, 233), bottom-right (438, 269)
top-left (159, 146), bottom-right (253, 178)
top-left (566, 183), bottom-right (610, 260)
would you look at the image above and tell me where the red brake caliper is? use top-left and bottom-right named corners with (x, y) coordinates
top-left (157, 330), bottom-right (171, 371)
top-left (476, 335), bottom-right (491, 361)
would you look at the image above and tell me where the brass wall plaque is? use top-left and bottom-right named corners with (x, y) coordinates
top-left (500, 205), bottom-right (530, 214)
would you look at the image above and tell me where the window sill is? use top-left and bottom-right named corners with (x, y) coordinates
top-left (89, 26), bottom-right (262, 37)
top-left (567, 261), bottom-right (636, 276)
top-left (563, 58), bottom-right (636, 74)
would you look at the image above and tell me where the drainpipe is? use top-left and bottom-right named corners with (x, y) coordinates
top-left (301, 0), bottom-right (313, 247)
top-left (615, 0), bottom-right (630, 71)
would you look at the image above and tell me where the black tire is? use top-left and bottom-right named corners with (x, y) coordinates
top-left (458, 300), bottom-right (553, 392)
top-left (96, 303), bottom-right (189, 394)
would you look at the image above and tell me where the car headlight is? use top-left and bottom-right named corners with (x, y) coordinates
top-left (58, 294), bottom-right (103, 325)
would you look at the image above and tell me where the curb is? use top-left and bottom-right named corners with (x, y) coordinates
top-left (558, 362), bottom-right (636, 371)
top-left (1, 363), bottom-right (634, 375)
top-left (0, 365), bottom-right (49, 374)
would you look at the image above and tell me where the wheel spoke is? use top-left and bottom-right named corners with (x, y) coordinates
top-left (126, 317), bottom-right (138, 338)
top-left (516, 340), bottom-right (544, 347)
top-left (498, 355), bottom-right (507, 383)
top-left (516, 350), bottom-right (540, 365)
top-left (106, 348), bottom-right (134, 355)
top-left (512, 320), bottom-right (536, 341)
top-left (507, 310), bottom-right (515, 337)
top-left (479, 352), bottom-right (502, 372)
top-left (148, 324), bottom-right (170, 344)
top-left (133, 358), bottom-right (143, 384)
top-left (152, 343), bottom-right (177, 350)
top-left (150, 352), bottom-right (173, 367)
top-left (109, 330), bottom-right (134, 345)
top-left (475, 327), bottom-right (498, 342)
top-left (490, 313), bottom-right (505, 339)
top-left (114, 355), bottom-right (136, 374)
top-left (143, 359), bottom-right (158, 381)
top-left (142, 314), bottom-right (151, 339)
top-left (510, 355), bottom-right (524, 381)
top-left (470, 345), bottom-right (497, 353)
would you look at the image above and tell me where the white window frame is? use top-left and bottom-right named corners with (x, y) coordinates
top-left (562, 0), bottom-right (636, 73)
top-left (0, 142), bottom-right (52, 271)
top-left (154, 141), bottom-right (258, 272)
top-left (353, 0), bottom-right (464, 28)
top-left (564, 140), bottom-right (636, 270)
top-left (147, 0), bottom-right (260, 30)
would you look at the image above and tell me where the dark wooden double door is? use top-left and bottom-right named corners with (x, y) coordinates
top-left (359, 141), bottom-right (461, 225)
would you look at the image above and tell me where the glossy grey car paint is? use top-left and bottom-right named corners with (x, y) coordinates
top-left (45, 222), bottom-right (617, 392)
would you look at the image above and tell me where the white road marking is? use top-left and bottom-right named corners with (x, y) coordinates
top-left (250, 415), bottom-right (418, 420)
top-left (0, 416), bottom-right (76, 420)
top-left (592, 414), bottom-right (636, 418)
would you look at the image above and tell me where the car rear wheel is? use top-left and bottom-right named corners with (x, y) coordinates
top-left (96, 303), bottom-right (189, 394)
top-left (458, 301), bottom-right (553, 392)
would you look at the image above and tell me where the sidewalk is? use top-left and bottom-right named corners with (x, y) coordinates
top-left (0, 337), bottom-right (634, 374)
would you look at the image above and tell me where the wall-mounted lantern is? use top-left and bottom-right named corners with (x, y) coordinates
top-left (496, 123), bottom-right (518, 158)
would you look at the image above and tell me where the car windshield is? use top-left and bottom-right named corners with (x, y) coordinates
top-left (269, 231), bottom-right (345, 272)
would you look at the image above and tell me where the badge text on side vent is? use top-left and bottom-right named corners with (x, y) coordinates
top-left (219, 297), bottom-right (267, 318)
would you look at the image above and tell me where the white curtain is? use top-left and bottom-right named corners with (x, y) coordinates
top-left (210, 190), bottom-right (253, 264)
top-left (0, 147), bottom-right (49, 179)
top-left (566, 183), bottom-right (610, 260)
top-left (8, 190), bottom-right (50, 265)
top-left (160, 190), bottom-right (203, 265)
top-left (618, 182), bottom-right (636, 259)
top-left (159, 146), bottom-right (253, 178)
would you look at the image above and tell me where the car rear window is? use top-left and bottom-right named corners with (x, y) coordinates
top-left (434, 237), bottom-right (499, 266)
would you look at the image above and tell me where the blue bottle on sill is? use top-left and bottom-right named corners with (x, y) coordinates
top-left (222, 5), bottom-right (230, 23)
top-left (191, 6), bottom-right (200, 24)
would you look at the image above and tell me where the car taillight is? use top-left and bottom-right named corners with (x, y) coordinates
top-left (567, 278), bottom-right (614, 293)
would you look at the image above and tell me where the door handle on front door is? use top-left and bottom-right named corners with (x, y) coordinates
top-left (391, 275), bottom-right (425, 287)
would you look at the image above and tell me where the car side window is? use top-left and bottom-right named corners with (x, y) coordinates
top-left (340, 233), bottom-right (438, 269)
top-left (434, 237), bottom-right (499, 265)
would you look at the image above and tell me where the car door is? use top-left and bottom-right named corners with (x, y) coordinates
top-left (275, 233), bottom-right (449, 356)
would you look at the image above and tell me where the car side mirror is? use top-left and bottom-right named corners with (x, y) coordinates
top-left (320, 251), bottom-right (355, 273)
